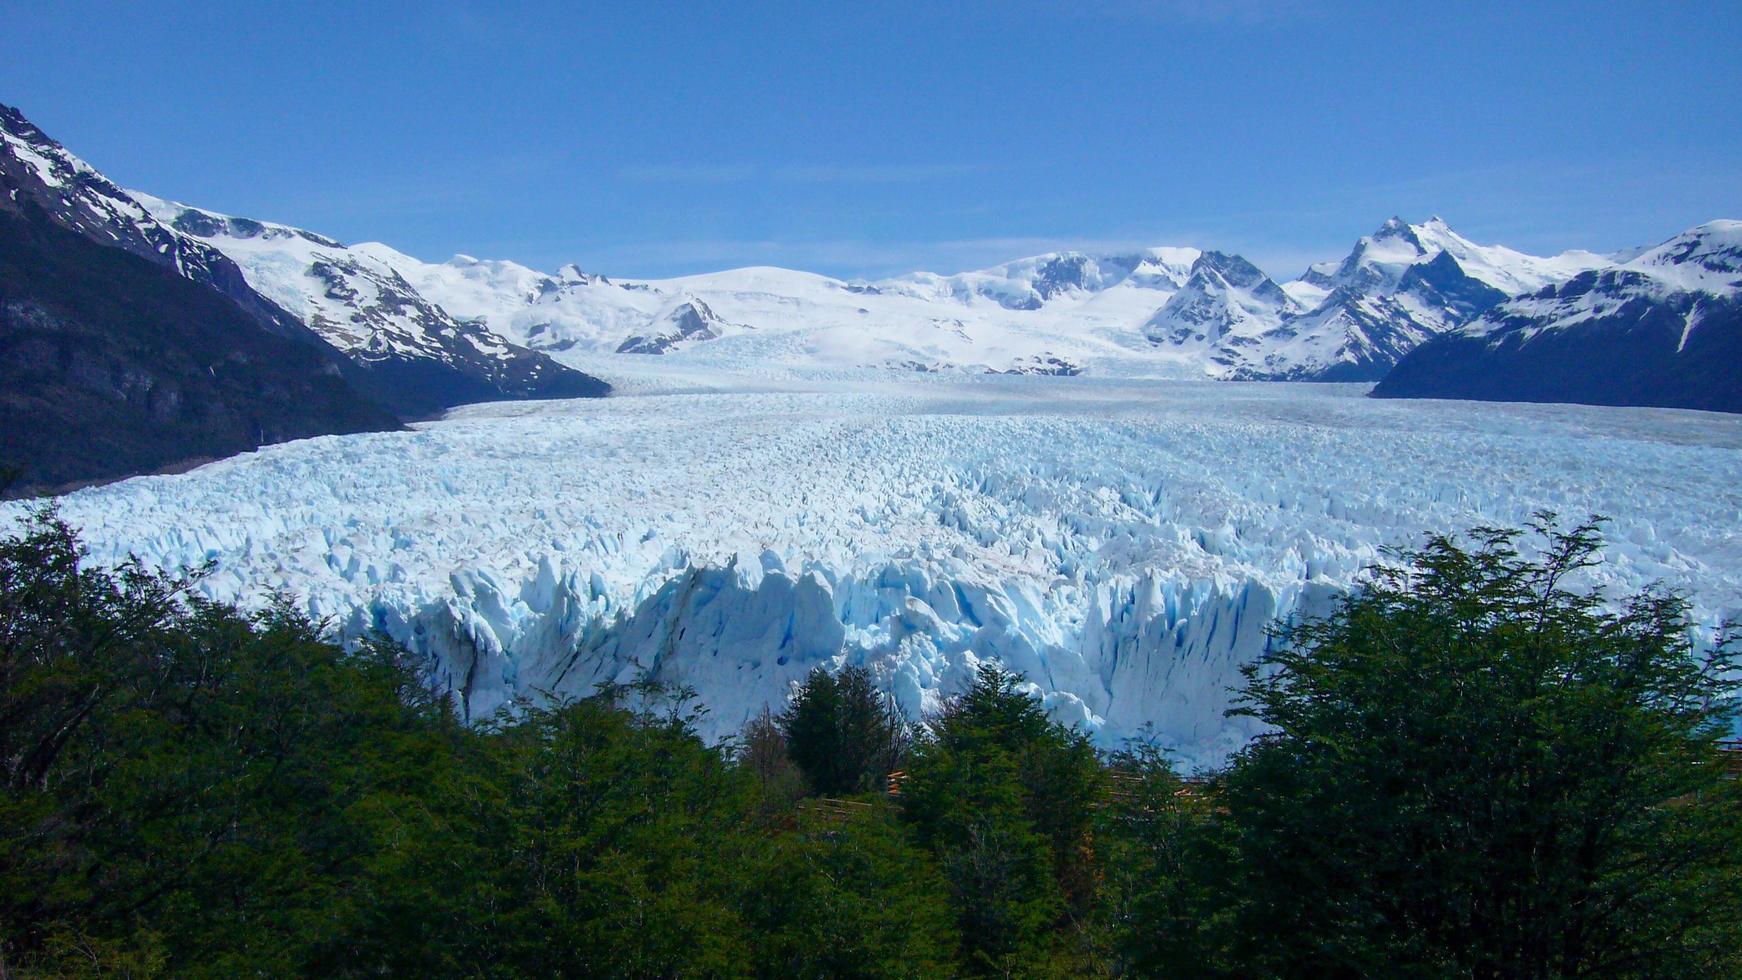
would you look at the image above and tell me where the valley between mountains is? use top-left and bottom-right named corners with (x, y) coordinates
top-left (3, 100), bottom-right (1738, 761)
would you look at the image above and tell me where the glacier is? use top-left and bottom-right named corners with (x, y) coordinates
top-left (12, 376), bottom-right (1742, 767)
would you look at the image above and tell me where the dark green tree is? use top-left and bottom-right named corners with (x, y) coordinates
top-left (476, 683), bottom-right (757, 977)
top-left (1214, 517), bottom-right (1742, 978)
top-left (1094, 733), bottom-right (1241, 978)
top-left (901, 663), bottom-right (1104, 975)
top-left (735, 705), bottom-right (808, 823)
top-left (0, 512), bottom-right (941, 976)
top-left (742, 804), bottom-right (959, 978)
top-left (0, 509), bottom-right (475, 976)
top-left (778, 665), bottom-right (903, 797)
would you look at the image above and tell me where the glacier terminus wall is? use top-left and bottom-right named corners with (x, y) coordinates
top-left (15, 377), bottom-right (1742, 767)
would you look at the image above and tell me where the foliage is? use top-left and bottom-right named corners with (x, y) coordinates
top-left (1093, 733), bottom-right (1239, 978)
top-left (901, 663), bottom-right (1105, 975)
top-left (777, 665), bottom-right (906, 797)
top-left (0, 509), bottom-right (469, 976)
top-left (5, 509), bottom-right (1739, 977)
top-left (742, 805), bottom-right (958, 978)
top-left (1151, 516), bottom-right (1742, 978)
top-left (734, 705), bottom-right (808, 823)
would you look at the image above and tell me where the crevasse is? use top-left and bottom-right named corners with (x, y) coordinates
top-left (13, 380), bottom-right (1741, 765)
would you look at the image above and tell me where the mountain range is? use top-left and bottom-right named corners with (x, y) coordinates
top-left (2, 99), bottom-right (1736, 492)
top-left (149, 207), bottom-right (1623, 386)
top-left (0, 103), bottom-right (607, 492)
top-left (1374, 221), bottom-right (1742, 413)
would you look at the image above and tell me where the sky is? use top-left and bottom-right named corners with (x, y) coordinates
top-left (3, 1), bottom-right (1739, 280)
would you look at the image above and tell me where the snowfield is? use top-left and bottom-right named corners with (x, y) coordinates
top-left (15, 377), bottom-right (1742, 766)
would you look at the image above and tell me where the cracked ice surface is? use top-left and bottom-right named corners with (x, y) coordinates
top-left (13, 378), bottom-right (1742, 766)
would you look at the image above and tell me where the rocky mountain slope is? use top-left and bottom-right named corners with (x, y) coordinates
top-left (0, 193), bottom-right (400, 494)
top-left (138, 195), bottom-right (608, 415)
top-left (1374, 221), bottom-right (1742, 413)
top-left (1142, 217), bottom-right (1609, 381)
top-left (6, 91), bottom-right (1607, 388)
top-left (1, 103), bottom-right (606, 418)
top-left (9, 100), bottom-right (1733, 423)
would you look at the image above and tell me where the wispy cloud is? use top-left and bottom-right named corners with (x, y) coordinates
top-left (615, 164), bottom-right (761, 183)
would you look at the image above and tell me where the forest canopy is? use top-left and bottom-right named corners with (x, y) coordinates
top-left (1, 510), bottom-right (1737, 978)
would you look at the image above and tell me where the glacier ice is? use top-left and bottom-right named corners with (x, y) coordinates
top-left (11, 377), bottom-right (1741, 767)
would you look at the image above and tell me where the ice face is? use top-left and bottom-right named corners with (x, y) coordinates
top-left (12, 377), bottom-right (1741, 768)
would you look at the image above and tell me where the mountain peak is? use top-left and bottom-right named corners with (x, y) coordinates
top-left (617, 293), bottom-right (726, 354)
top-left (1674, 219), bottom-right (1742, 252)
top-left (1372, 216), bottom-right (1422, 244)
top-left (1628, 219), bottom-right (1742, 291)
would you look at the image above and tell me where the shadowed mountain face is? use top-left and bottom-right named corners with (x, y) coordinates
top-left (0, 199), bottom-right (401, 495)
top-left (0, 102), bottom-right (614, 493)
top-left (1373, 291), bottom-right (1742, 413)
top-left (1375, 222), bottom-right (1742, 414)
top-left (0, 102), bottom-right (609, 420)
top-left (0, 104), bottom-right (318, 344)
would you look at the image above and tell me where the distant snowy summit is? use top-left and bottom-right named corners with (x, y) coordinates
top-left (1191, 216), bottom-right (1609, 381)
top-left (4, 98), bottom-right (1739, 424)
top-left (1375, 221), bottom-right (1742, 413)
top-left (140, 200), bottom-right (1631, 387)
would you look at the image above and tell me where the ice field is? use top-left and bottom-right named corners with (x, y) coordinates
top-left (14, 377), bottom-right (1742, 765)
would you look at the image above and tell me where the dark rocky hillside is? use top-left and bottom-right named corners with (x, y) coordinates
top-left (1372, 290), bottom-right (1741, 414)
top-left (0, 201), bottom-right (401, 496)
top-left (1374, 222), bottom-right (1742, 415)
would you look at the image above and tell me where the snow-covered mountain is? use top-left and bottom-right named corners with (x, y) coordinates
top-left (149, 211), bottom-right (1615, 387)
top-left (15, 99), bottom-right (1730, 417)
top-left (285, 242), bottom-right (1211, 379)
top-left (0, 104), bottom-right (404, 493)
top-left (1375, 221), bottom-right (1742, 413)
top-left (0, 102), bottom-right (606, 419)
top-left (1172, 217), bottom-right (1612, 381)
top-left (1142, 251), bottom-right (1298, 349)
top-left (616, 296), bottom-right (732, 354)
top-left (884, 248), bottom-right (1200, 310)
top-left (0, 103), bottom-right (321, 342)
top-left (11, 89), bottom-right (1598, 391)
top-left (137, 195), bottom-right (608, 415)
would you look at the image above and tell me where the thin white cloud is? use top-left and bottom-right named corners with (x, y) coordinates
top-left (774, 163), bottom-right (987, 183)
top-left (616, 164), bottom-right (761, 183)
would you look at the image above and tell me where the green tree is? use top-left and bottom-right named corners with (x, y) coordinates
top-left (742, 804), bottom-right (959, 978)
top-left (778, 665), bottom-right (903, 797)
top-left (735, 705), bottom-right (808, 824)
top-left (902, 663), bottom-right (1104, 975)
top-left (1215, 517), bottom-right (1742, 978)
top-left (476, 683), bottom-right (757, 977)
top-left (0, 509), bottom-right (474, 977)
top-left (1094, 733), bottom-right (1240, 978)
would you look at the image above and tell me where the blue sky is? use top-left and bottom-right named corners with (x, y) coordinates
top-left (4, 1), bottom-right (1738, 279)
